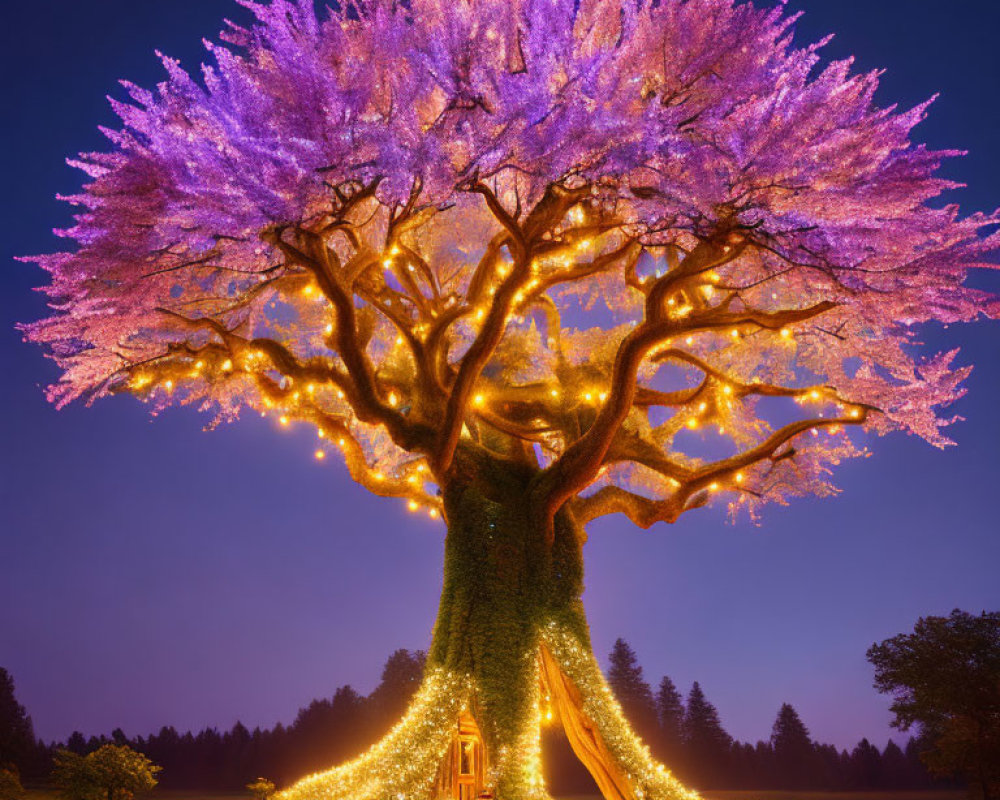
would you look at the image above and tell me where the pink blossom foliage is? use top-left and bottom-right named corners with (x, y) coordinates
top-left (22, 0), bottom-right (1000, 525)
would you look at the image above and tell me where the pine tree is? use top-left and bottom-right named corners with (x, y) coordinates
top-left (607, 640), bottom-right (658, 741)
top-left (682, 682), bottom-right (732, 787)
top-left (0, 670), bottom-right (35, 775)
top-left (655, 676), bottom-right (685, 766)
top-left (770, 703), bottom-right (815, 789)
top-left (367, 650), bottom-right (426, 731)
top-left (850, 738), bottom-right (883, 789)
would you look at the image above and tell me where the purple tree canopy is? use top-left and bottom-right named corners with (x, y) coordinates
top-left (23, 0), bottom-right (1000, 527)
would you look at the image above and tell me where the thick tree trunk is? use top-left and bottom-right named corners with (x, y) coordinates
top-left (276, 464), bottom-right (697, 800)
top-left (427, 471), bottom-right (589, 799)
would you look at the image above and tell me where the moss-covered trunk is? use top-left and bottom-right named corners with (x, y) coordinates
top-left (427, 467), bottom-right (590, 798)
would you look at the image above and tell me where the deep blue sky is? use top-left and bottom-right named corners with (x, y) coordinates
top-left (2, 1), bottom-right (998, 753)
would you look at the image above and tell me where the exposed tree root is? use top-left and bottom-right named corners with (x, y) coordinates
top-left (275, 667), bottom-right (471, 800)
top-left (540, 622), bottom-right (701, 800)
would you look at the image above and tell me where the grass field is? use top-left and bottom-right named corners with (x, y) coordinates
top-left (27, 791), bottom-right (967, 800)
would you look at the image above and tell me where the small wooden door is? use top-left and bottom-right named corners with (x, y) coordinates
top-left (451, 712), bottom-right (485, 800)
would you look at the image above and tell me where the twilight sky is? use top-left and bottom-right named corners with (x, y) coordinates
top-left (2, 0), bottom-right (998, 753)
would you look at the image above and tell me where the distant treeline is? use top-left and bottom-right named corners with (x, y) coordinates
top-left (3, 644), bottom-right (952, 794)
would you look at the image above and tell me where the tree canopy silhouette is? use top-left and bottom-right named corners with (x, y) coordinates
top-left (22, 0), bottom-right (999, 799)
top-left (868, 609), bottom-right (1000, 800)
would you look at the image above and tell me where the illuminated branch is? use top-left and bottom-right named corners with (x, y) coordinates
top-left (578, 409), bottom-right (870, 527)
top-left (265, 229), bottom-right (430, 452)
top-left (434, 181), bottom-right (589, 473)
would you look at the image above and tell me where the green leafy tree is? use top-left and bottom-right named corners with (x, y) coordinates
top-left (867, 609), bottom-right (1000, 800)
top-left (247, 777), bottom-right (276, 800)
top-left (0, 768), bottom-right (25, 800)
top-left (52, 745), bottom-right (160, 800)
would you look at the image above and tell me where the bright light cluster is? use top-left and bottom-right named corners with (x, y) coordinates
top-left (275, 668), bottom-right (471, 800)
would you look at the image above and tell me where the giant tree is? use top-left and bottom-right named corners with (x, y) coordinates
top-left (22, 0), bottom-right (999, 799)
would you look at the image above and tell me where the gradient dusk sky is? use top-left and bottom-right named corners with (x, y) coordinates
top-left (2, 0), bottom-right (998, 753)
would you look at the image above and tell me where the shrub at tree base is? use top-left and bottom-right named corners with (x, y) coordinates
top-left (247, 777), bottom-right (277, 800)
top-left (52, 745), bottom-right (160, 800)
top-left (0, 768), bottom-right (25, 800)
top-left (22, 0), bottom-right (1000, 798)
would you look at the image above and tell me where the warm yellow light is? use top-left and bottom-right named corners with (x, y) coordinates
top-left (429, 508), bottom-right (439, 519)
top-left (395, 335), bottom-right (404, 346)
top-left (722, 384), bottom-right (733, 395)
top-left (325, 323), bottom-right (334, 335)
top-left (475, 308), bottom-right (486, 322)
top-left (810, 389), bottom-right (820, 400)
top-left (472, 393), bottom-right (485, 407)
top-left (390, 245), bottom-right (400, 256)
top-left (583, 391), bottom-right (594, 403)
top-left (850, 408), bottom-right (862, 418)
top-left (194, 360), bottom-right (205, 370)
top-left (338, 437), bottom-right (346, 447)
top-left (318, 430), bottom-right (325, 438)
top-left (307, 383), bottom-right (316, 394)
top-left (550, 388), bottom-right (559, 398)
top-left (382, 258), bottom-right (392, 268)
top-left (730, 328), bottom-right (740, 339)
top-left (221, 359), bottom-right (233, 372)
top-left (709, 482), bottom-right (719, 492)
top-left (408, 500), bottom-right (419, 512)
top-left (736, 472), bottom-right (744, 483)
top-left (685, 336), bottom-right (694, 345)
top-left (698, 401), bottom-right (707, 413)
top-left (599, 391), bottom-right (608, 402)
top-left (373, 471), bottom-right (384, 481)
top-left (279, 415), bottom-right (289, 426)
top-left (780, 327), bottom-right (792, 339)
top-left (686, 418), bottom-right (699, 430)
top-left (315, 450), bottom-right (326, 460)
top-left (388, 392), bottom-right (399, 407)
top-left (164, 380), bottom-right (174, 391)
